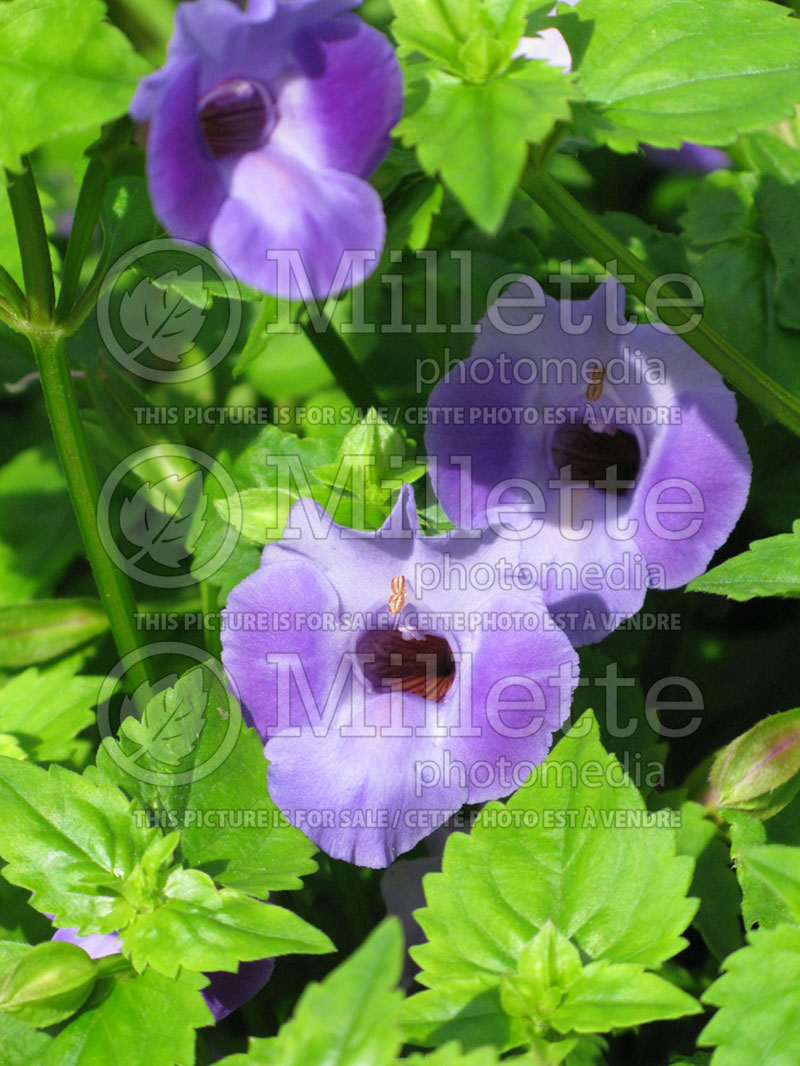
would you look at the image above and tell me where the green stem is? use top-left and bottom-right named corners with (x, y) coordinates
top-left (30, 331), bottom-right (154, 690)
top-left (56, 153), bottom-right (110, 324)
top-left (0, 262), bottom-right (26, 320)
top-left (6, 159), bottom-right (54, 326)
top-left (301, 316), bottom-right (381, 412)
top-left (527, 172), bottom-right (800, 438)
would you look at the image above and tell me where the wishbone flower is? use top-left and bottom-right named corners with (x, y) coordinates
top-left (130, 0), bottom-right (402, 300)
top-left (424, 277), bottom-right (752, 645)
top-left (221, 485), bottom-right (579, 868)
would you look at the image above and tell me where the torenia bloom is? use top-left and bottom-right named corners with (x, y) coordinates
top-left (425, 278), bottom-right (751, 645)
top-left (221, 485), bottom-right (578, 868)
top-left (130, 0), bottom-right (402, 300)
top-left (51, 927), bottom-right (274, 1021)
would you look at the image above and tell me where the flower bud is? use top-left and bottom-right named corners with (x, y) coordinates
top-left (711, 707), bottom-right (800, 819)
top-left (0, 941), bottom-right (98, 1028)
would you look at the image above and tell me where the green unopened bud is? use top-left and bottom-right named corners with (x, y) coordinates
top-left (313, 410), bottom-right (424, 512)
top-left (499, 923), bottom-right (582, 1030)
top-left (457, 26), bottom-right (507, 82)
top-left (711, 707), bottom-right (800, 819)
top-left (0, 942), bottom-right (98, 1028)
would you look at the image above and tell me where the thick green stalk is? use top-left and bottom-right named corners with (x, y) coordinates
top-left (30, 331), bottom-right (154, 690)
top-left (6, 160), bottom-right (54, 326)
top-left (301, 316), bottom-right (381, 412)
top-left (56, 153), bottom-right (110, 323)
top-left (527, 172), bottom-right (800, 438)
top-left (7, 158), bottom-right (153, 691)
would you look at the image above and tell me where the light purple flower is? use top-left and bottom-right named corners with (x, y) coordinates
top-left (424, 277), bottom-right (752, 645)
top-left (51, 927), bottom-right (274, 1022)
top-left (221, 485), bottom-right (579, 869)
top-left (130, 0), bottom-right (402, 300)
top-left (644, 143), bottom-right (731, 173)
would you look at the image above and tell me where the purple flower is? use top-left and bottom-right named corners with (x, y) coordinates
top-left (424, 277), bottom-right (752, 645)
top-left (221, 485), bottom-right (578, 868)
top-left (51, 927), bottom-right (274, 1022)
top-left (130, 0), bottom-right (402, 300)
top-left (644, 143), bottom-right (731, 173)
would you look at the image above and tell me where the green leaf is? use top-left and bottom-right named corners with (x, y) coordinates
top-left (0, 757), bottom-right (170, 933)
top-left (754, 176), bottom-right (800, 331)
top-left (0, 658), bottom-right (103, 764)
top-left (0, 940), bottom-right (98, 1028)
top-left (0, 1014), bottom-right (51, 1066)
top-left (742, 131), bottom-right (800, 185)
top-left (737, 844), bottom-right (800, 921)
top-left (40, 968), bottom-right (211, 1066)
top-left (675, 802), bottom-right (744, 962)
top-left (402, 712), bottom-right (697, 1050)
top-left (727, 792), bottom-right (800, 930)
top-left (700, 924), bottom-right (800, 1066)
top-left (0, 600), bottom-right (109, 669)
top-left (563, 0), bottom-right (800, 152)
top-left (217, 919), bottom-right (404, 1066)
top-left (0, 0), bottom-right (150, 171)
top-left (122, 676), bottom-right (208, 768)
top-left (191, 424), bottom-right (341, 599)
top-left (679, 174), bottom-right (757, 250)
top-left (121, 867), bottom-right (332, 977)
top-left (549, 962), bottom-right (701, 1034)
top-left (391, 0), bottom-right (528, 77)
top-left (400, 62), bottom-right (576, 232)
top-left (97, 669), bottom-right (318, 895)
top-left (403, 1045), bottom-right (507, 1066)
top-left (688, 521), bottom-right (800, 600)
top-left (0, 447), bottom-right (83, 607)
top-left (100, 176), bottom-right (159, 268)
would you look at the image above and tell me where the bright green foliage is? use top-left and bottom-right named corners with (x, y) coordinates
top-left (40, 968), bottom-right (212, 1066)
top-left (217, 920), bottom-right (404, 1066)
top-left (737, 844), bottom-right (800, 921)
top-left (97, 669), bottom-right (318, 896)
top-left (191, 424), bottom-right (340, 600)
top-left (727, 792), bottom-right (800, 930)
top-left (204, 414), bottom-right (419, 565)
top-left (400, 63), bottom-right (576, 233)
top-left (312, 408), bottom-right (426, 513)
top-left (700, 925), bottom-right (800, 1066)
top-left (121, 866), bottom-right (332, 977)
top-left (0, 657), bottom-right (103, 764)
top-left (0, 447), bottom-right (82, 608)
top-left (402, 713), bottom-right (699, 1052)
top-left (0, 1014), bottom-right (51, 1065)
top-left (0, 600), bottom-right (109, 669)
top-left (391, 0), bottom-right (529, 81)
top-left (563, 0), bottom-right (800, 152)
top-left (0, 756), bottom-right (173, 933)
top-left (689, 521), bottom-right (800, 600)
top-left (675, 803), bottom-right (743, 963)
top-left (0, 0), bottom-right (149, 171)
